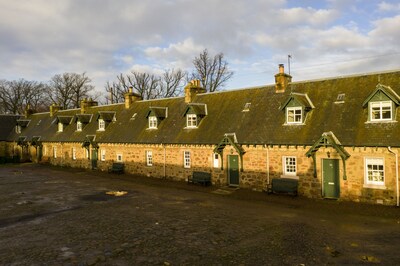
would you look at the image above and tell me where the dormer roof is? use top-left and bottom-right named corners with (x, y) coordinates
top-left (55, 116), bottom-right (73, 125)
top-left (279, 92), bottom-right (314, 111)
top-left (183, 103), bottom-right (207, 116)
top-left (97, 111), bottom-right (116, 122)
top-left (75, 114), bottom-right (93, 124)
top-left (362, 83), bottom-right (400, 107)
top-left (146, 107), bottom-right (168, 119)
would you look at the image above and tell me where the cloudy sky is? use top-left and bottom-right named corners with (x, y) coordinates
top-left (1, 0), bottom-right (400, 93)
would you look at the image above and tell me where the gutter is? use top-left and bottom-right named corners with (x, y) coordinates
top-left (388, 147), bottom-right (399, 207)
top-left (163, 144), bottom-right (166, 179)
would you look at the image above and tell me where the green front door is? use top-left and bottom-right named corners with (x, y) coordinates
top-left (228, 155), bottom-right (239, 186)
top-left (322, 159), bottom-right (340, 199)
top-left (91, 148), bottom-right (98, 169)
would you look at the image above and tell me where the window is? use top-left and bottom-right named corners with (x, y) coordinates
top-left (15, 125), bottom-right (21, 134)
top-left (283, 156), bottom-right (297, 176)
top-left (213, 153), bottom-right (219, 168)
top-left (146, 151), bottom-right (153, 166)
top-left (148, 116), bottom-right (157, 129)
top-left (77, 121), bottom-right (82, 131)
top-left (72, 148), bottom-right (76, 160)
top-left (365, 158), bottom-right (385, 186)
top-left (58, 122), bottom-right (63, 132)
top-left (53, 147), bottom-right (57, 158)
top-left (184, 151), bottom-right (191, 168)
top-left (370, 101), bottom-right (392, 121)
top-left (101, 150), bottom-right (106, 161)
top-left (187, 114), bottom-right (197, 128)
top-left (116, 153), bottom-right (123, 162)
top-left (286, 107), bottom-right (302, 124)
top-left (98, 119), bottom-right (105, 131)
top-left (242, 102), bottom-right (251, 112)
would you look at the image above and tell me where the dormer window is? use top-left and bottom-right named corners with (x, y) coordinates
top-left (75, 114), bottom-right (92, 131)
top-left (362, 84), bottom-right (400, 123)
top-left (280, 93), bottom-right (314, 125)
top-left (183, 103), bottom-right (207, 129)
top-left (148, 116), bottom-right (158, 129)
top-left (55, 116), bottom-right (73, 133)
top-left (96, 111), bottom-right (116, 131)
top-left (15, 125), bottom-right (21, 134)
top-left (15, 119), bottom-right (30, 133)
top-left (286, 107), bottom-right (302, 124)
top-left (98, 119), bottom-right (105, 131)
top-left (370, 101), bottom-right (392, 121)
top-left (187, 114), bottom-right (197, 128)
top-left (146, 107), bottom-right (167, 129)
top-left (77, 121), bottom-right (83, 131)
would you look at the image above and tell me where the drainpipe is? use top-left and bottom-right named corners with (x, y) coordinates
top-left (388, 147), bottom-right (399, 207)
top-left (163, 144), bottom-right (166, 179)
top-left (266, 146), bottom-right (270, 185)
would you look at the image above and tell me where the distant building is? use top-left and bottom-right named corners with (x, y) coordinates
top-left (2, 66), bottom-right (400, 205)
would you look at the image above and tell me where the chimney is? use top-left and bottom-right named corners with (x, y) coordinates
top-left (124, 86), bottom-right (142, 109)
top-left (49, 104), bottom-right (60, 117)
top-left (80, 98), bottom-right (98, 114)
top-left (274, 64), bottom-right (292, 93)
top-left (184, 80), bottom-right (206, 103)
top-left (24, 104), bottom-right (34, 118)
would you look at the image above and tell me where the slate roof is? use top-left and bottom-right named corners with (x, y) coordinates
top-left (0, 115), bottom-right (22, 141)
top-left (5, 69), bottom-right (400, 147)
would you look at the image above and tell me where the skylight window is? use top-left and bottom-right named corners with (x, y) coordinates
top-left (242, 102), bottom-right (251, 112)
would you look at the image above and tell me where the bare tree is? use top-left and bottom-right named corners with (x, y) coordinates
top-left (0, 79), bottom-right (48, 114)
top-left (47, 72), bottom-right (95, 109)
top-left (159, 69), bottom-right (186, 98)
top-left (105, 69), bottom-right (186, 103)
top-left (191, 49), bottom-right (234, 92)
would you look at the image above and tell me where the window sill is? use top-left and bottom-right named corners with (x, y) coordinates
top-left (280, 175), bottom-right (299, 180)
top-left (365, 120), bottom-right (397, 124)
top-left (363, 184), bottom-right (387, 190)
top-left (283, 123), bottom-right (305, 126)
top-left (184, 126), bottom-right (198, 129)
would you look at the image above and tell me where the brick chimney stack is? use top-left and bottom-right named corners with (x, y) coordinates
top-left (80, 98), bottom-right (98, 114)
top-left (184, 80), bottom-right (206, 103)
top-left (49, 104), bottom-right (60, 117)
top-left (274, 64), bottom-right (292, 93)
top-left (124, 86), bottom-right (142, 109)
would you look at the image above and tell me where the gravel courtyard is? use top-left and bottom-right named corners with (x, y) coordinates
top-left (0, 163), bottom-right (399, 265)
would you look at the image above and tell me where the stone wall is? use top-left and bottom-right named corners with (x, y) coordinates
top-left (10, 141), bottom-right (399, 205)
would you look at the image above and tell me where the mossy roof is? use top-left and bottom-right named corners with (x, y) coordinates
top-left (6, 70), bottom-right (400, 147)
top-left (0, 115), bottom-right (22, 140)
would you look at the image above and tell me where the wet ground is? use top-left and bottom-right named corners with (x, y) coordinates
top-left (0, 163), bottom-right (399, 265)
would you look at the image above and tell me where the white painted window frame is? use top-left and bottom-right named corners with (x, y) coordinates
top-left (370, 101), bottom-right (392, 121)
top-left (58, 122), bottom-right (63, 132)
top-left (213, 153), bottom-right (219, 168)
top-left (148, 116), bottom-right (158, 129)
top-left (15, 125), bottom-right (21, 134)
top-left (53, 147), bottom-right (57, 158)
top-left (364, 157), bottom-right (385, 187)
top-left (101, 149), bottom-right (106, 161)
top-left (146, 150), bottom-right (153, 166)
top-left (76, 121), bottom-right (82, 131)
top-left (98, 119), bottom-right (105, 131)
top-left (116, 153), bottom-right (123, 162)
top-left (286, 107), bottom-right (302, 124)
top-left (186, 114), bottom-right (197, 128)
top-left (72, 147), bottom-right (76, 160)
top-left (184, 151), bottom-right (191, 168)
top-left (283, 156), bottom-right (297, 176)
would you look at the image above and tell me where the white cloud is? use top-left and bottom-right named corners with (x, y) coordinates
top-left (378, 1), bottom-right (400, 12)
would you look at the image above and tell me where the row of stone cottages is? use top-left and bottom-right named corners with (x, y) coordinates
top-left (1, 65), bottom-right (400, 206)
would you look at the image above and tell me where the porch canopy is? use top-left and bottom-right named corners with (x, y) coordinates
top-left (306, 131), bottom-right (350, 179)
top-left (213, 133), bottom-right (245, 171)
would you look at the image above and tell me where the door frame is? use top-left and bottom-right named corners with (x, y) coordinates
top-left (227, 154), bottom-right (239, 187)
top-left (322, 158), bottom-right (340, 199)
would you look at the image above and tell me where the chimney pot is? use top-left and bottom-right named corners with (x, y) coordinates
top-left (279, 64), bottom-right (284, 74)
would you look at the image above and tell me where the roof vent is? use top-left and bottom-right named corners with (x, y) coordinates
top-left (242, 103), bottom-right (251, 112)
top-left (335, 93), bottom-right (345, 104)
